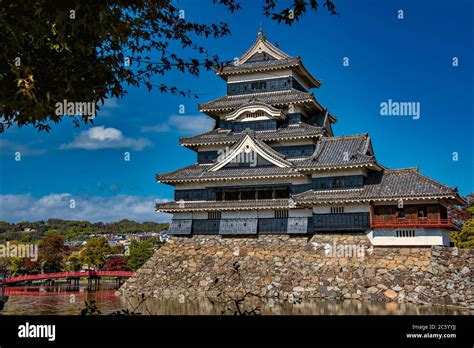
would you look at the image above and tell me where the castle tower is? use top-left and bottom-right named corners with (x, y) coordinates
top-left (156, 31), bottom-right (462, 246)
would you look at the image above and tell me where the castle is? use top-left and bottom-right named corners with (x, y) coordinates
top-left (155, 30), bottom-right (462, 246)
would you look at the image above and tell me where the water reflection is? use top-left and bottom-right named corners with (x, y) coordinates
top-left (127, 296), bottom-right (472, 316)
top-left (0, 284), bottom-right (126, 315)
top-left (1, 285), bottom-right (471, 315)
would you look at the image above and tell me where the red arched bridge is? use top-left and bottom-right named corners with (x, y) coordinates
top-left (0, 271), bottom-right (134, 285)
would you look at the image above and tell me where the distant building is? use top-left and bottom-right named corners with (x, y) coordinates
top-left (156, 30), bottom-right (463, 246)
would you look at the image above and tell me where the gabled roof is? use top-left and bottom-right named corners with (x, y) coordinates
top-left (238, 30), bottom-right (291, 63)
top-left (293, 168), bottom-right (462, 204)
top-left (160, 133), bottom-right (383, 183)
top-left (179, 122), bottom-right (325, 147)
top-left (209, 131), bottom-right (293, 170)
top-left (216, 31), bottom-right (321, 88)
top-left (198, 89), bottom-right (322, 115)
top-left (295, 134), bottom-right (379, 170)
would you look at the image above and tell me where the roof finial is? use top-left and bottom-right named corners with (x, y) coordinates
top-left (257, 23), bottom-right (264, 39)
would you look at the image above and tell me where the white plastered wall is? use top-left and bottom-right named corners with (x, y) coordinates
top-left (313, 204), bottom-right (370, 214)
top-left (367, 228), bottom-right (450, 246)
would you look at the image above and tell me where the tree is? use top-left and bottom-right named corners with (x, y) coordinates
top-left (0, 0), bottom-right (337, 131)
top-left (450, 194), bottom-right (474, 248)
top-left (23, 256), bottom-right (40, 274)
top-left (39, 235), bottom-right (68, 272)
top-left (451, 218), bottom-right (474, 249)
top-left (65, 252), bottom-right (83, 272)
top-left (126, 240), bottom-right (156, 271)
top-left (80, 237), bottom-right (112, 269)
top-left (103, 256), bottom-right (127, 271)
top-left (7, 257), bottom-right (24, 276)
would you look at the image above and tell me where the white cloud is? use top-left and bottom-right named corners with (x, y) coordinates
top-left (0, 193), bottom-right (171, 223)
top-left (141, 115), bottom-right (214, 135)
top-left (60, 126), bottom-right (151, 151)
top-left (0, 139), bottom-right (46, 156)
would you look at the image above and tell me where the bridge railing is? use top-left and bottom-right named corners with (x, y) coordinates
top-left (1, 271), bottom-right (134, 284)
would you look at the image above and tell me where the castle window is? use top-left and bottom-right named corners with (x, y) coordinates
top-left (241, 190), bottom-right (256, 200)
top-left (224, 191), bottom-right (239, 201)
top-left (274, 188), bottom-right (289, 199)
top-left (257, 189), bottom-right (272, 200)
top-left (397, 207), bottom-right (405, 219)
top-left (396, 230), bottom-right (415, 237)
top-left (251, 81), bottom-right (267, 90)
top-left (331, 178), bottom-right (342, 189)
top-left (330, 206), bottom-right (344, 214)
top-left (208, 212), bottom-right (221, 220)
top-left (417, 207), bottom-right (427, 218)
top-left (275, 210), bottom-right (289, 218)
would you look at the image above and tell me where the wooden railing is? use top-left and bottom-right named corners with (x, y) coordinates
top-left (371, 218), bottom-right (454, 228)
top-left (1, 271), bottom-right (133, 285)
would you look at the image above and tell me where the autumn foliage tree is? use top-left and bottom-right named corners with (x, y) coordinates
top-left (39, 235), bottom-right (68, 273)
top-left (0, 0), bottom-right (337, 131)
top-left (102, 256), bottom-right (127, 271)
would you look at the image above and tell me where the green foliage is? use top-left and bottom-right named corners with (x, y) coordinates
top-left (126, 240), bottom-right (157, 271)
top-left (451, 218), bottom-right (474, 249)
top-left (0, 219), bottom-right (169, 243)
top-left (80, 237), bottom-right (111, 269)
top-left (65, 252), bottom-right (83, 272)
top-left (8, 257), bottom-right (24, 276)
top-left (43, 229), bottom-right (60, 237)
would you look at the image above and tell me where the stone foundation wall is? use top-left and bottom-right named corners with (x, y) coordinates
top-left (119, 235), bottom-right (473, 308)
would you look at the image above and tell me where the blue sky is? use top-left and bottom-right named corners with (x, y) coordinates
top-left (0, 0), bottom-right (472, 222)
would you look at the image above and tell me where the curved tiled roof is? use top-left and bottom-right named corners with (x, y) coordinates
top-left (198, 89), bottom-right (319, 114)
top-left (296, 134), bottom-right (377, 170)
top-left (156, 163), bottom-right (303, 183)
top-left (156, 198), bottom-right (293, 212)
top-left (363, 168), bottom-right (460, 200)
top-left (219, 57), bottom-right (300, 74)
top-left (160, 134), bottom-right (382, 183)
top-left (180, 122), bottom-right (325, 147)
top-left (294, 168), bottom-right (461, 203)
top-left (215, 31), bottom-right (321, 88)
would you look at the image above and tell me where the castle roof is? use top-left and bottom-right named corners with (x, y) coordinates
top-left (206, 131), bottom-right (293, 171)
top-left (199, 89), bottom-right (321, 115)
top-left (157, 198), bottom-right (293, 213)
top-left (294, 168), bottom-right (462, 204)
top-left (295, 134), bottom-right (377, 170)
top-left (180, 122), bottom-right (325, 147)
top-left (156, 167), bottom-right (462, 212)
top-left (216, 31), bottom-right (321, 88)
top-left (156, 163), bottom-right (303, 184)
top-left (158, 134), bottom-right (381, 184)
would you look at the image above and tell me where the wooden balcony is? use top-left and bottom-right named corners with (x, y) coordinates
top-left (371, 218), bottom-right (456, 229)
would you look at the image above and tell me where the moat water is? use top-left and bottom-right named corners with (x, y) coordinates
top-left (0, 284), bottom-right (470, 315)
